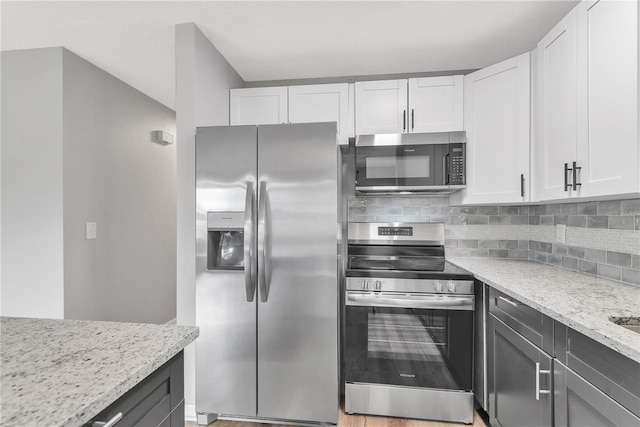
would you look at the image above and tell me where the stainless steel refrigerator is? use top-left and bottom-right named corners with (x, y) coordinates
top-left (195, 123), bottom-right (340, 425)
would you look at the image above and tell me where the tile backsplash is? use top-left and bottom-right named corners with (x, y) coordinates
top-left (347, 196), bottom-right (640, 286)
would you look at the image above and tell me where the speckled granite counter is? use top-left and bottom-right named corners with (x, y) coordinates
top-left (0, 317), bottom-right (198, 427)
top-left (448, 258), bottom-right (640, 363)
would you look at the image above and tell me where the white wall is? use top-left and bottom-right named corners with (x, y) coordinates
top-left (175, 22), bottom-right (244, 419)
top-left (1, 48), bottom-right (65, 318)
top-left (62, 49), bottom-right (177, 323)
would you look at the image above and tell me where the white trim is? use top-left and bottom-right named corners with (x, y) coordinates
top-left (185, 404), bottom-right (197, 422)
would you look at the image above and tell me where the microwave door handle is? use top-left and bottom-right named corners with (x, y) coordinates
top-left (347, 294), bottom-right (473, 310)
top-left (443, 153), bottom-right (450, 185)
top-left (244, 182), bottom-right (256, 302)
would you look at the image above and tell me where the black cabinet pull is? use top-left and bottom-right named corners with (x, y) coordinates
top-left (572, 161), bottom-right (582, 190)
top-left (564, 163), bottom-right (572, 191)
top-left (411, 109), bottom-right (415, 130)
top-left (403, 110), bottom-right (406, 132)
top-left (521, 174), bottom-right (525, 198)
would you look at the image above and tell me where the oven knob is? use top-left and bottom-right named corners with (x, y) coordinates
top-left (447, 281), bottom-right (457, 293)
top-left (374, 280), bottom-right (382, 290)
top-left (360, 281), bottom-right (366, 289)
top-left (364, 280), bottom-right (370, 289)
top-left (434, 281), bottom-right (444, 293)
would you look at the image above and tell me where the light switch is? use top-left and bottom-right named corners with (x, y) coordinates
top-left (86, 222), bottom-right (97, 240)
top-left (555, 224), bottom-right (566, 243)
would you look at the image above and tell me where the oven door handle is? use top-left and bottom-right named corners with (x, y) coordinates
top-left (346, 294), bottom-right (474, 310)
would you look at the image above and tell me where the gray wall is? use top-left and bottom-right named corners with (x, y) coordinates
top-left (62, 49), bottom-right (177, 323)
top-left (175, 22), bottom-right (244, 417)
top-left (1, 48), bottom-right (65, 318)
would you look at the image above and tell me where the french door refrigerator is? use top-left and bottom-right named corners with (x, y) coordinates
top-left (195, 123), bottom-right (340, 425)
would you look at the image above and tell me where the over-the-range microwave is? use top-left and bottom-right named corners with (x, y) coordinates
top-left (354, 131), bottom-right (466, 195)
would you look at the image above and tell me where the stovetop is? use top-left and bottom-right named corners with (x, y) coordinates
top-left (346, 261), bottom-right (474, 281)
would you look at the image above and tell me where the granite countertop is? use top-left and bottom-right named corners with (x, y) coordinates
top-left (0, 317), bottom-right (199, 427)
top-left (449, 258), bottom-right (640, 363)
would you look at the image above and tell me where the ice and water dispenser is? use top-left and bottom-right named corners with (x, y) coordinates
top-left (207, 212), bottom-right (245, 270)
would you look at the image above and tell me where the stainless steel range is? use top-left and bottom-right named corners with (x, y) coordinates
top-left (344, 222), bottom-right (475, 424)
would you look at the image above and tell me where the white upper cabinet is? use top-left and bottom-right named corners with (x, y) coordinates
top-left (451, 53), bottom-right (531, 206)
top-left (288, 83), bottom-right (349, 144)
top-left (532, 7), bottom-right (579, 202)
top-left (230, 87), bottom-right (288, 126)
top-left (355, 79), bottom-right (407, 135)
top-left (355, 77), bottom-right (463, 135)
top-left (576, 0), bottom-right (638, 197)
top-left (408, 76), bottom-right (463, 133)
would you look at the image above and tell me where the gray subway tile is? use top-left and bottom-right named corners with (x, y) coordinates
top-left (374, 198), bottom-right (394, 206)
top-left (429, 215), bottom-right (450, 224)
top-left (578, 260), bottom-right (598, 275)
top-left (598, 200), bottom-right (621, 215)
top-left (622, 268), bottom-right (640, 286)
top-left (354, 215), bottom-right (376, 222)
top-left (459, 206), bottom-right (478, 215)
top-left (547, 254), bottom-right (563, 266)
top-left (568, 246), bottom-right (586, 259)
top-left (374, 215), bottom-right (395, 222)
top-left (459, 240), bottom-right (479, 249)
top-left (479, 240), bottom-right (499, 249)
top-left (598, 264), bottom-right (622, 281)
top-left (561, 204), bottom-right (578, 215)
top-left (403, 207), bottom-right (422, 216)
top-left (467, 215), bottom-right (489, 225)
top-left (518, 240), bottom-right (529, 249)
top-left (421, 207), bottom-right (442, 215)
top-left (489, 215), bottom-right (508, 225)
top-left (533, 252), bottom-right (548, 263)
top-left (529, 241), bottom-right (540, 251)
top-left (349, 206), bottom-right (366, 215)
top-left (366, 206), bottom-right (386, 215)
top-left (489, 249), bottom-right (509, 258)
top-left (554, 215), bottom-right (568, 225)
top-left (539, 242), bottom-right (553, 253)
top-left (587, 216), bottom-right (609, 228)
top-left (446, 248), bottom-right (469, 257)
top-left (392, 197), bottom-right (412, 206)
top-left (478, 206), bottom-right (499, 215)
top-left (469, 248), bottom-right (489, 257)
top-left (608, 216), bottom-right (635, 230)
top-left (383, 206), bottom-right (402, 215)
top-left (585, 248), bottom-right (607, 263)
top-left (636, 215), bottom-right (640, 230)
top-left (568, 216), bottom-right (587, 228)
top-left (606, 251), bottom-right (632, 268)
top-left (392, 215), bottom-right (414, 222)
top-left (499, 240), bottom-right (518, 249)
top-left (529, 215), bottom-right (541, 225)
top-left (633, 255), bottom-right (640, 270)
top-left (540, 215), bottom-right (554, 226)
top-left (534, 205), bottom-right (548, 215)
top-left (446, 239), bottom-right (459, 248)
top-left (510, 215), bottom-right (529, 225)
top-left (520, 206), bottom-right (530, 215)
top-left (410, 216), bottom-right (431, 222)
top-left (443, 207), bottom-right (459, 215)
top-left (499, 206), bottom-right (519, 215)
top-left (577, 202), bottom-right (598, 215)
top-left (410, 197), bottom-right (431, 206)
top-left (562, 257), bottom-right (578, 271)
top-left (552, 244), bottom-right (568, 256)
top-left (621, 199), bottom-right (640, 215)
top-left (546, 204), bottom-right (563, 215)
top-left (508, 249), bottom-right (529, 259)
top-left (430, 197), bottom-right (449, 206)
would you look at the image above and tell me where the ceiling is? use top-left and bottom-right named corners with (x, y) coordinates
top-left (1, 1), bottom-right (579, 110)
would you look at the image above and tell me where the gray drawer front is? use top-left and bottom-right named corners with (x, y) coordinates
top-left (489, 287), bottom-right (553, 354)
top-left (555, 360), bottom-right (640, 426)
top-left (565, 328), bottom-right (640, 418)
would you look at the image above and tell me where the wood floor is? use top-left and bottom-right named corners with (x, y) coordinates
top-left (185, 405), bottom-right (488, 427)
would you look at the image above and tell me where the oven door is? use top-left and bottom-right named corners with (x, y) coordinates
top-left (345, 291), bottom-right (474, 391)
top-left (355, 143), bottom-right (449, 190)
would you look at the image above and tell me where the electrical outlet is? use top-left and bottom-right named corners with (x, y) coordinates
top-left (555, 224), bottom-right (566, 243)
top-left (86, 222), bottom-right (97, 240)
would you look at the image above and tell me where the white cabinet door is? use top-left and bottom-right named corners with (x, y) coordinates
top-left (408, 76), bottom-right (463, 132)
top-left (576, 0), bottom-right (638, 197)
top-left (230, 87), bottom-right (288, 125)
top-left (288, 83), bottom-right (349, 144)
top-left (532, 7), bottom-right (579, 201)
top-left (355, 80), bottom-right (407, 135)
top-left (452, 53), bottom-right (530, 205)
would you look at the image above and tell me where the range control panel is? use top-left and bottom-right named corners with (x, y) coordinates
top-left (378, 226), bottom-right (413, 236)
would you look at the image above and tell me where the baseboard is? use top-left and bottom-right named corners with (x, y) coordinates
top-left (185, 404), bottom-right (197, 422)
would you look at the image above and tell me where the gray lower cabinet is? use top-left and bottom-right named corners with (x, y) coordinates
top-left (555, 360), bottom-right (639, 426)
top-left (487, 314), bottom-right (553, 427)
top-left (84, 351), bottom-right (185, 427)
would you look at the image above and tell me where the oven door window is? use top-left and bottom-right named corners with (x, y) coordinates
top-left (355, 144), bottom-right (448, 188)
top-left (345, 306), bottom-right (472, 391)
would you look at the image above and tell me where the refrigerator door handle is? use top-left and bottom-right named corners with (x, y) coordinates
top-left (258, 181), bottom-right (272, 302)
top-left (244, 181), bottom-right (256, 302)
